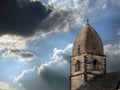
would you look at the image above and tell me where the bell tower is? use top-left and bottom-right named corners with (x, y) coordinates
top-left (70, 21), bottom-right (106, 90)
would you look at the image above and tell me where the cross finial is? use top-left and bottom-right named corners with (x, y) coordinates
top-left (86, 19), bottom-right (90, 25)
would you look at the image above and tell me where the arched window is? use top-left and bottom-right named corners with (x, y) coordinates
top-left (75, 60), bottom-right (80, 71)
top-left (93, 47), bottom-right (96, 52)
top-left (78, 45), bottom-right (80, 54)
top-left (93, 59), bottom-right (99, 70)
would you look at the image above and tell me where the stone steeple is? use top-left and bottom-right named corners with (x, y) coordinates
top-left (70, 22), bottom-right (106, 90)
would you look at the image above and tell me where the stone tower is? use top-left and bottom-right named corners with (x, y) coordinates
top-left (70, 21), bottom-right (106, 90)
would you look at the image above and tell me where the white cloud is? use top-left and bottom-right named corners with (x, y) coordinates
top-left (0, 35), bottom-right (36, 61)
top-left (46, 0), bottom-right (89, 10)
top-left (104, 41), bottom-right (120, 72)
top-left (38, 43), bottom-right (73, 75)
top-left (104, 42), bottom-right (120, 62)
top-left (104, 42), bottom-right (120, 56)
top-left (0, 35), bottom-right (27, 50)
top-left (13, 67), bottom-right (37, 90)
top-left (40, 0), bottom-right (120, 35)
top-left (30, 0), bottom-right (39, 2)
top-left (13, 44), bottom-right (73, 84)
top-left (102, 0), bottom-right (107, 10)
top-left (0, 81), bottom-right (12, 90)
top-left (13, 67), bottom-right (37, 83)
top-left (37, 0), bottom-right (90, 35)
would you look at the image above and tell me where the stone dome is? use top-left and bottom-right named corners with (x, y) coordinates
top-left (72, 24), bottom-right (104, 56)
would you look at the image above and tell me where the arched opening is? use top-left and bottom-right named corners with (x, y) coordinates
top-left (75, 60), bottom-right (80, 71)
top-left (78, 45), bottom-right (80, 54)
top-left (93, 47), bottom-right (96, 52)
top-left (93, 59), bottom-right (99, 70)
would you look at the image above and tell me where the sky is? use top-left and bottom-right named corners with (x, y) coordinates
top-left (0, 0), bottom-right (120, 90)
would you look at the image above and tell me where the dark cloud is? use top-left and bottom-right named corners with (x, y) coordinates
top-left (0, 0), bottom-right (52, 37)
top-left (107, 55), bottom-right (120, 73)
top-left (20, 51), bottom-right (35, 60)
top-left (3, 49), bottom-right (35, 61)
top-left (17, 67), bottom-right (69, 90)
top-left (40, 68), bottom-right (69, 90)
top-left (0, 0), bottom-right (79, 37)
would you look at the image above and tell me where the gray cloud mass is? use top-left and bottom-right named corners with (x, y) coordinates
top-left (13, 44), bottom-right (72, 90)
top-left (0, 0), bottom-right (81, 37)
top-left (0, 0), bottom-right (52, 37)
top-left (3, 49), bottom-right (35, 61)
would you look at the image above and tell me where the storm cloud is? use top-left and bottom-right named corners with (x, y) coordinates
top-left (0, 0), bottom-right (88, 37)
top-left (0, 0), bottom-right (52, 37)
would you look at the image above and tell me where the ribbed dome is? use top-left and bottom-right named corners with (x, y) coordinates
top-left (72, 24), bottom-right (104, 56)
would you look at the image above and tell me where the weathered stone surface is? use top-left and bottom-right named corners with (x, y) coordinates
top-left (72, 24), bottom-right (104, 56)
top-left (71, 75), bottom-right (84, 90)
top-left (70, 55), bottom-right (85, 76)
